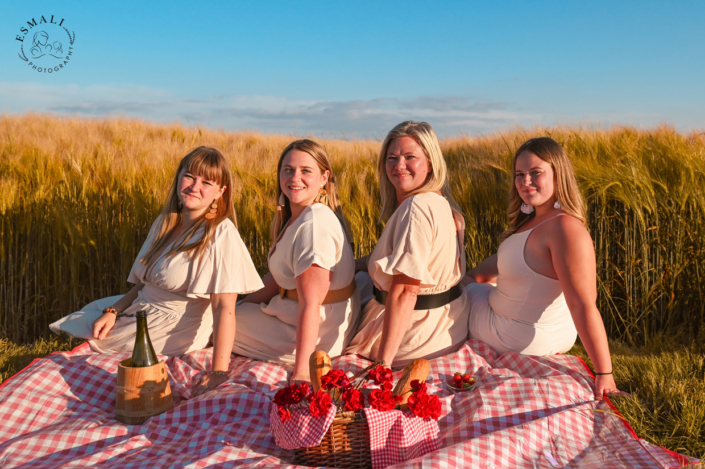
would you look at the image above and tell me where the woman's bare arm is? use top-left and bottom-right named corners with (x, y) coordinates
top-left (92, 282), bottom-right (144, 340)
top-left (549, 217), bottom-right (629, 400)
top-left (240, 272), bottom-right (279, 304)
top-left (462, 254), bottom-right (498, 286)
top-left (377, 273), bottom-right (420, 367)
top-left (290, 264), bottom-right (332, 383)
top-left (355, 255), bottom-right (370, 273)
top-left (192, 292), bottom-right (238, 397)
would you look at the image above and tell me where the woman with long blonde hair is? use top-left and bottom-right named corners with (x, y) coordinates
top-left (233, 139), bottom-right (359, 383)
top-left (51, 147), bottom-right (263, 393)
top-left (345, 121), bottom-right (469, 367)
top-left (463, 137), bottom-right (628, 399)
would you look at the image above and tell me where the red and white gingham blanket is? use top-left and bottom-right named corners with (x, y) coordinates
top-left (0, 340), bottom-right (698, 468)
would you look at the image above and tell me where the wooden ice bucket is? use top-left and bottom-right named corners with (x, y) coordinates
top-left (115, 358), bottom-right (173, 425)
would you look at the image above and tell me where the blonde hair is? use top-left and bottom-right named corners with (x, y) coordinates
top-left (500, 137), bottom-right (586, 242)
top-left (270, 139), bottom-right (351, 243)
top-left (141, 146), bottom-right (236, 266)
top-left (377, 121), bottom-right (462, 222)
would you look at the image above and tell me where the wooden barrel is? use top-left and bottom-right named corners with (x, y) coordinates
top-left (115, 358), bottom-right (173, 425)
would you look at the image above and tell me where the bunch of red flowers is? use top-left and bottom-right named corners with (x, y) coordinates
top-left (367, 364), bottom-right (402, 411)
top-left (273, 363), bottom-right (443, 422)
top-left (406, 380), bottom-right (442, 420)
top-left (273, 382), bottom-right (333, 422)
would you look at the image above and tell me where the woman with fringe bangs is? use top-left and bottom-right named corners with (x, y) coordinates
top-left (50, 147), bottom-right (263, 388)
top-left (463, 137), bottom-right (628, 399)
top-left (345, 121), bottom-right (469, 368)
top-left (232, 139), bottom-right (359, 384)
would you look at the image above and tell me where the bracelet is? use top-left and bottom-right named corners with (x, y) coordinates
top-left (210, 370), bottom-right (227, 376)
top-left (595, 371), bottom-right (613, 375)
top-left (103, 306), bottom-right (119, 316)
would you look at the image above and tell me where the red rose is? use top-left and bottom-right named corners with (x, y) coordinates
top-left (425, 394), bottom-right (442, 420)
top-left (410, 379), bottom-right (427, 394)
top-left (369, 389), bottom-right (397, 411)
top-left (274, 387), bottom-right (293, 406)
top-left (309, 390), bottom-right (333, 417)
top-left (341, 388), bottom-right (365, 412)
top-left (381, 381), bottom-right (393, 391)
top-left (321, 369), bottom-right (350, 390)
top-left (289, 383), bottom-right (310, 404)
top-left (277, 405), bottom-right (291, 422)
top-left (408, 392), bottom-right (442, 420)
top-left (368, 365), bottom-right (393, 385)
top-left (298, 382), bottom-right (312, 396)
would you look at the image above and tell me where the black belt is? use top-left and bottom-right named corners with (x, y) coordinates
top-left (373, 284), bottom-right (463, 310)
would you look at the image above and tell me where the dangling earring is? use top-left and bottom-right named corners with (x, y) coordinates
top-left (316, 185), bottom-right (328, 205)
top-left (553, 200), bottom-right (562, 210)
top-left (520, 203), bottom-right (535, 214)
top-left (205, 200), bottom-right (218, 220)
top-left (276, 192), bottom-right (286, 213)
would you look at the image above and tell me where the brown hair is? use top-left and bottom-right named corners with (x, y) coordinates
top-left (377, 121), bottom-right (462, 222)
top-left (500, 137), bottom-right (586, 242)
top-left (141, 146), bottom-right (236, 266)
top-left (270, 139), bottom-right (351, 242)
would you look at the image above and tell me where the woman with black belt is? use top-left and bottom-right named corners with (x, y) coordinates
top-left (345, 121), bottom-right (468, 368)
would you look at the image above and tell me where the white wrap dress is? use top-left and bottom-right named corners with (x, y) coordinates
top-left (232, 203), bottom-right (360, 365)
top-left (345, 192), bottom-right (469, 368)
top-left (50, 218), bottom-right (264, 356)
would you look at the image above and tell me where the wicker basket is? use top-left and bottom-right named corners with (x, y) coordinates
top-left (294, 410), bottom-right (371, 469)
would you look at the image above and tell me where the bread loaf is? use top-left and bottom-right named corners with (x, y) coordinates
top-left (392, 358), bottom-right (430, 407)
top-left (309, 350), bottom-right (332, 392)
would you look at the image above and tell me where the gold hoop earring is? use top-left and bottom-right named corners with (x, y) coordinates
top-left (205, 200), bottom-right (218, 220)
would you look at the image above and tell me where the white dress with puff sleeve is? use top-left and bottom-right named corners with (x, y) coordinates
top-left (232, 203), bottom-right (360, 365)
top-left (49, 217), bottom-right (264, 356)
top-left (345, 192), bottom-right (469, 367)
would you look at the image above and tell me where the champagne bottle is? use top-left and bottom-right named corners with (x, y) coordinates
top-left (130, 310), bottom-right (159, 367)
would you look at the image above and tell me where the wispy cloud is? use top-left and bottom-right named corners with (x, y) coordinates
top-left (3, 81), bottom-right (675, 138)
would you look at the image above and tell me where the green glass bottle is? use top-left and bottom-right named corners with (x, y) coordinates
top-left (130, 310), bottom-right (159, 367)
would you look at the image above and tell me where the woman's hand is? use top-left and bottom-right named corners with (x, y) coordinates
top-left (92, 313), bottom-right (117, 340)
top-left (191, 371), bottom-right (229, 397)
top-left (594, 374), bottom-right (631, 400)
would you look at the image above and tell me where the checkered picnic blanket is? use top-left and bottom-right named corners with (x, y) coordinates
top-left (269, 403), bottom-right (337, 450)
top-left (0, 339), bottom-right (698, 468)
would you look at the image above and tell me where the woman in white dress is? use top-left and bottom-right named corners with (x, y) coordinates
top-left (345, 121), bottom-right (469, 368)
top-left (232, 139), bottom-right (359, 383)
top-left (50, 147), bottom-right (264, 391)
top-left (463, 137), bottom-right (628, 399)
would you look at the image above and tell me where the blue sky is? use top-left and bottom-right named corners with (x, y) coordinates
top-left (1, 1), bottom-right (703, 138)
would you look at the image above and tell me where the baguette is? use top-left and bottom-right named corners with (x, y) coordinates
top-left (392, 358), bottom-right (430, 407)
top-left (309, 350), bottom-right (332, 392)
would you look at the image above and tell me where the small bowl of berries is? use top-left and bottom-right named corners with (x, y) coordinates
top-left (446, 372), bottom-right (476, 393)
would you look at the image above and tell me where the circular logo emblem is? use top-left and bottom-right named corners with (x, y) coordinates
top-left (16, 15), bottom-right (75, 74)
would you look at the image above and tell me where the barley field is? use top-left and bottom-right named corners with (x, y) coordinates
top-left (1, 114), bottom-right (703, 345)
top-left (0, 114), bottom-right (704, 459)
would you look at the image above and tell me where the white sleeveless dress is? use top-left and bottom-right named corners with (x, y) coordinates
top-left (49, 218), bottom-right (264, 356)
top-left (466, 218), bottom-right (578, 355)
